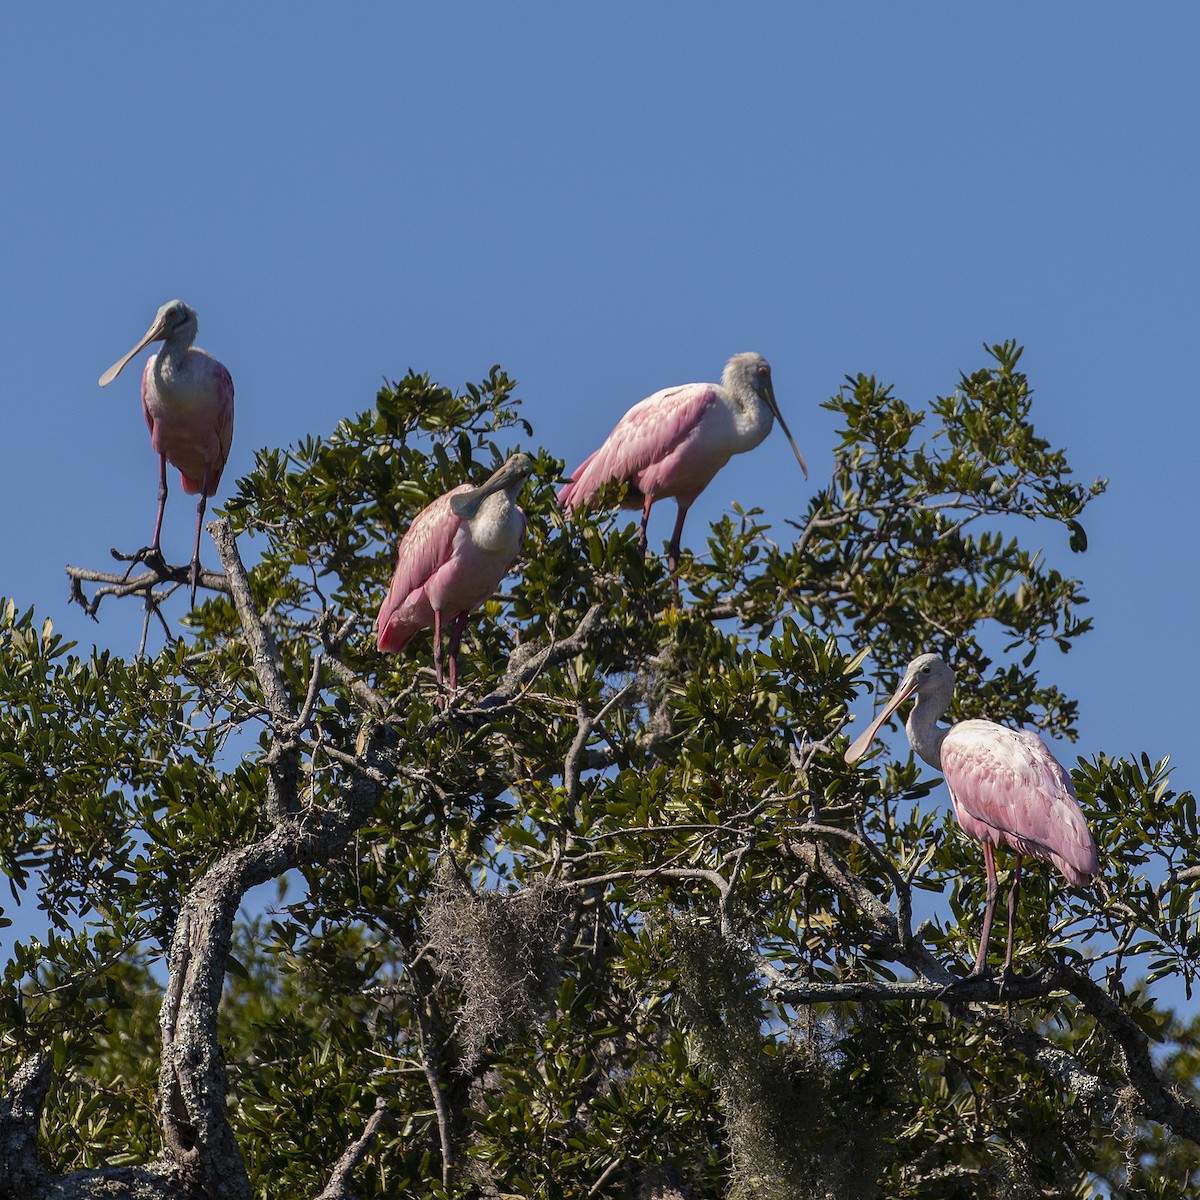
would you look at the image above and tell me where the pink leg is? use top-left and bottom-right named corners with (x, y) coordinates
top-left (667, 502), bottom-right (691, 606)
top-left (189, 465), bottom-right (213, 608)
top-left (638, 495), bottom-right (653, 558)
top-left (120, 456), bottom-right (170, 579)
top-left (1003, 856), bottom-right (1024, 977)
top-left (970, 843), bottom-right (999, 977)
top-left (432, 609), bottom-right (445, 702)
top-left (445, 613), bottom-right (468, 706)
top-left (151, 454), bottom-right (169, 553)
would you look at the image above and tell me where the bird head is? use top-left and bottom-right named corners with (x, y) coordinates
top-left (844, 653), bottom-right (955, 763)
top-left (99, 300), bottom-right (199, 387)
top-left (724, 352), bottom-right (808, 478)
top-left (450, 453), bottom-right (535, 518)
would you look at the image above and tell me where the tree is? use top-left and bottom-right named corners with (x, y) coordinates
top-left (2, 343), bottom-right (1198, 1199)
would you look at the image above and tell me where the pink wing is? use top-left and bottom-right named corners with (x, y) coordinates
top-left (558, 383), bottom-right (719, 511)
top-left (205, 360), bottom-right (235, 494)
top-left (941, 720), bottom-right (1099, 885)
top-left (375, 487), bottom-right (467, 653)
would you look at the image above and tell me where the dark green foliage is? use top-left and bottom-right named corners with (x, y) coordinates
top-left (3, 346), bottom-right (1199, 1198)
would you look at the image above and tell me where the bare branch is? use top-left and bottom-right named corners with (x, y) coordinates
top-left (323, 650), bottom-right (388, 716)
top-left (65, 561), bottom-right (223, 628)
top-left (463, 604), bottom-right (607, 714)
top-left (414, 1001), bottom-right (456, 1189)
top-left (313, 1098), bottom-right (389, 1200)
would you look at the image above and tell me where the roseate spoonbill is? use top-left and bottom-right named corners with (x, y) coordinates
top-left (844, 653), bottom-right (1099, 980)
top-left (376, 453), bottom-right (533, 707)
top-left (99, 300), bottom-right (234, 605)
top-left (557, 353), bottom-right (807, 590)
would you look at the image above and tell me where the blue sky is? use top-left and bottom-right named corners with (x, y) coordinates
top-left (1, 8), bottom-right (1197, 946)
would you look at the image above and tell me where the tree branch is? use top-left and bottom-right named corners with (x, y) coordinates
top-left (770, 836), bottom-right (1200, 1150)
top-left (463, 604), bottom-right (607, 713)
top-left (65, 561), bottom-right (231, 621)
top-left (209, 517), bottom-right (300, 822)
top-left (208, 519), bottom-right (294, 726)
top-left (313, 1097), bottom-right (389, 1200)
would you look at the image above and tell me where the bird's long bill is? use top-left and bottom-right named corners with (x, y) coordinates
top-left (98, 313), bottom-right (170, 388)
top-left (844, 671), bottom-right (920, 763)
top-left (764, 381), bottom-right (808, 478)
top-left (450, 453), bottom-right (534, 517)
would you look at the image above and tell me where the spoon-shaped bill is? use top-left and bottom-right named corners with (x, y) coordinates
top-left (762, 379), bottom-right (807, 477)
top-left (99, 312), bottom-right (170, 388)
top-left (843, 672), bottom-right (920, 763)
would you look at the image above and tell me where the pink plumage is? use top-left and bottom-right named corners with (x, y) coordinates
top-left (941, 721), bottom-right (1099, 887)
top-left (845, 653), bottom-right (1099, 979)
top-left (376, 484), bottom-right (525, 653)
top-left (558, 383), bottom-right (727, 514)
top-left (376, 454), bottom-right (533, 706)
top-left (558, 353), bottom-right (807, 592)
top-left (141, 352), bottom-right (233, 497)
top-left (99, 300), bottom-right (235, 605)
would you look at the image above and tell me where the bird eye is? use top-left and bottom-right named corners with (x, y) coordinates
top-left (758, 365), bottom-right (769, 377)
top-left (921, 666), bottom-right (931, 674)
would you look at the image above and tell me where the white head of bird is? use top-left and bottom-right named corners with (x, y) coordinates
top-left (723, 352), bottom-right (808, 477)
top-left (844, 653), bottom-right (957, 769)
top-left (98, 300), bottom-right (199, 387)
top-left (449, 453), bottom-right (534, 542)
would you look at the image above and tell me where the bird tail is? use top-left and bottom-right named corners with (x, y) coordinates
top-left (558, 450), bottom-right (644, 512)
top-left (557, 454), bottom-right (598, 510)
top-left (1053, 836), bottom-right (1100, 887)
top-left (376, 610), bottom-right (419, 655)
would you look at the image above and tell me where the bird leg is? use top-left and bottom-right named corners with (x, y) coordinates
top-left (432, 610), bottom-right (446, 707)
top-left (188, 464), bottom-right (213, 608)
top-left (152, 455), bottom-right (169, 558)
top-left (666, 502), bottom-right (690, 607)
top-left (969, 842), bottom-right (1000, 979)
top-left (445, 613), bottom-right (468, 707)
top-left (1001, 855), bottom-right (1024, 987)
top-left (638, 495), bottom-right (652, 559)
top-left (116, 455), bottom-right (170, 579)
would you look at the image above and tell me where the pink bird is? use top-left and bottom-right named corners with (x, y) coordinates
top-left (376, 454), bottom-right (533, 707)
top-left (99, 300), bottom-right (234, 605)
top-left (844, 653), bottom-right (1099, 980)
top-left (557, 353), bottom-right (807, 589)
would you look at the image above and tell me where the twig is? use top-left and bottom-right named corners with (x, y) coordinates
top-left (415, 1002), bottom-right (456, 1189)
top-left (464, 604), bottom-right (607, 713)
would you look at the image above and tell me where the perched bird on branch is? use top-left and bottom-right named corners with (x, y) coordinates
top-left (845, 653), bottom-right (1099, 981)
top-left (558, 353), bottom-right (806, 595)
top-left (376, 454), bottom-right (533, 707)
top-left (99, 300), bottom-right (234, 605)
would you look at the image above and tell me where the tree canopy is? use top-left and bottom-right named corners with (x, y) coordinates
top-left (3, 342), bottom-right (1199, 1199)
